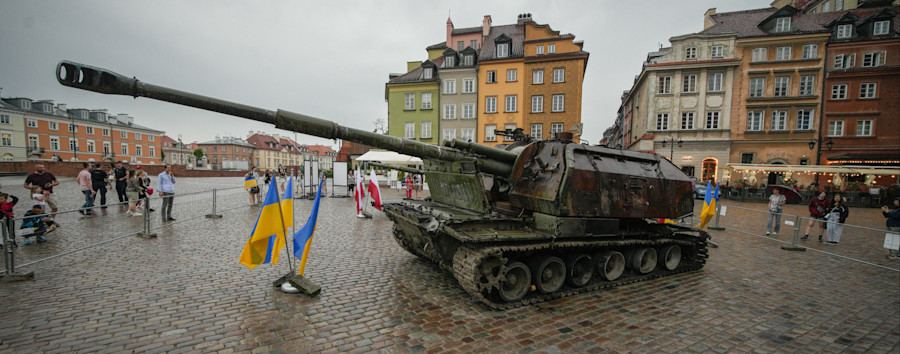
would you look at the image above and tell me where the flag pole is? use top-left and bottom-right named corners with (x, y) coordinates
top-left (273, 176), bottom-right (294, 273)
top-left (297, 179), bottom-right (320, 275)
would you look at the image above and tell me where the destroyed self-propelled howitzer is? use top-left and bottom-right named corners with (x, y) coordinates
top-left (56, 61), bottom-right (709, 309)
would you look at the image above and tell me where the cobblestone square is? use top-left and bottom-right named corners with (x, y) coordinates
top-left (1, 177), bottom-right (898, 353)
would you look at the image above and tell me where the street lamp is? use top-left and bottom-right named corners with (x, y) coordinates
top-left (660, 137), bottom-right (683, 161)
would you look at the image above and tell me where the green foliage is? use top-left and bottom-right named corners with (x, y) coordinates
top-left (325, 170), bottom-right (333, 178)
top-left (193, 148), bottom-right (203, 159)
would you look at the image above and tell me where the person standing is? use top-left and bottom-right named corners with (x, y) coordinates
top-left (24, 163), bottom-right (60, 215)
top-left (882, 197), bottom-right (900, 259)
top-left (246, 167), bottom-right (260, 204)
top-left (766, 188), bottom-right (786, 236)
top-left (90, 163), bottom-right (110, 208)
top-left (824, 194), bottom-right (849, 245)
top-left (114, 161), bottom-right (129, 203)
top-left (125, 170), bottom-right (142, 217)
top-left (158, 164), bottom-right (176, 222)
top-left (76, 163), bottom-right (97, 216)
top-left (803, 192), bottom-right (830, 242)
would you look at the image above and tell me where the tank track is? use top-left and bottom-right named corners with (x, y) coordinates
top-left (450, 236), bottom-right (708, 310)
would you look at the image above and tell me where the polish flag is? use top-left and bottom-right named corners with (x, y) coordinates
top-left (368, 169), bottom-right (382, 211)
top-left (355, 166), bottom-right (365, 215)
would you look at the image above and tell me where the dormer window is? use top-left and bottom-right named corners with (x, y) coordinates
top-left (463, 55), bottom-right (473, 66)
top-left (836, 24), bottom-right (852, 38)
top-left (445, 56), bottom-right (455, 67)
top-left (873, 21), bottom-right (889, 36)
top-left (711, 45), bottom-right (723, 58)
top-left (423, 68), bottom-right (433, 79)
top-left (685, 46), bottom-right (697, 60)
top-left (21, 100), bottom-right (31, 110)
top-left (496, 43), bottom-right (509, 58)
top-left (41, 104), bottom-right (52, 113)
top-left (81, 111), bottom-right (88, 118)
top-left (775, 17), bottom-right (791, 32)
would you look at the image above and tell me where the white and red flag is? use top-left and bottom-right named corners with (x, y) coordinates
top-left (368, 169), bottom-right (382, 211)
top-left (355, 165), bottom-right (365, 216)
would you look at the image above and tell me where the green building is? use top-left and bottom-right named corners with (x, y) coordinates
top-left (386, 60), bottom-right (442, 145)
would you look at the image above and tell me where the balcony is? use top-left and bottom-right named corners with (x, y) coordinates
top-left (27, 147), bottom-right (45, 156)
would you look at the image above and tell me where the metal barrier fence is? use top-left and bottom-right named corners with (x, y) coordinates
top-left (709, 203), bottom-right (900, 272)
top-left (1, 186), bottom-right (250, 281)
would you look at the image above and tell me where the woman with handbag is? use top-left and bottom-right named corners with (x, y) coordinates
top-left (824, 193), bottom-right (849, 245)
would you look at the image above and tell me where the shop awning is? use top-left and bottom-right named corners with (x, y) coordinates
top-left (826, 153), bottom-right (900, 163)
top-left (726, 164), bottom-right (900, 175)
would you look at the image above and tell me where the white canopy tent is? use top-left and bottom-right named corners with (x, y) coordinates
top-left (355, 150), bottom-right (423, 165)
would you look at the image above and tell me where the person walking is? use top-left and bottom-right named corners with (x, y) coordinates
top-left (882, 197), bottom-right (900, 259)
top-left (114, 161), bottom-right (129, 203)
top-left (158, 164), bottom-right (176, 222)
top-left (246, 167), bottom-right (260, 204)
top-left (803, 191), bottom-right (831, 242)
top-left (824, 193), bottom-right (849, 245)
top-left (766, 188), bottom-right (786, 236)
top-left (24, 163), bottom-right (60, 215)
top-left (125, 170), bottom-right (142, 217)
top-left (76, 163), bottom-right (96, 216)
top-left (136, 168), bottom-right (155, 212)
top-left (90, 163), bottom-right (110, 208)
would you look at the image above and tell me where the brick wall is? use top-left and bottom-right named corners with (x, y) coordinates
top-left (0, 161), bottom-right (247, 178)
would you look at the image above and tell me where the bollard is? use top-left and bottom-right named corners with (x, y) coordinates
top-left (1, 218), bottom-right (34, 282)
top-left (708, 203), bottom-right (725, 231)
top-left (137, 198), bottom-right (157, 239)
top-left (781, 214), bottom-right (805, 252)
top-left (206, 189), bottom-right (223, 219)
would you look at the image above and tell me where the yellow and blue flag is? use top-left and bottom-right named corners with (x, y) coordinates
top-left (281, 174), bottom-right (294, 229)
top-left (243, 174), bottom-right (258, 190)
top-left (698, 181), bottom-right (719, 229)
top-left (294, 180), bottom-right (324, 275)
top-left (239, 182), bottom-right (286, 269)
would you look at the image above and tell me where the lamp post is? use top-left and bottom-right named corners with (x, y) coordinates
top-left (808, 138), bottom-right (834, 187)
top-left (660, 137), bottom-right (683, 161)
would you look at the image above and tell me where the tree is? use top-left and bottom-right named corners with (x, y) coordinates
top-left (193, 148), bottom-right (204, 160)
top-left (373, 117), bottom-right (387, 134)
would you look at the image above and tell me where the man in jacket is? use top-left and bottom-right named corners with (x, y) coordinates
top-left (114, 161), bottom-right (129, 203)
top-left (157, 164), bottom-right (176, 222)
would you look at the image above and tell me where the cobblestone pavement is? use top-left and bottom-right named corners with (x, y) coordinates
top-left (1, 183), bottom-right (898, 353)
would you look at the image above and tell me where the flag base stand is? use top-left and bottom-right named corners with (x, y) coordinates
top-left (356, 211), bottom-right (372, 219)
top-left (205, 214), bottom-right (223, 219)
top-left (137, 232), bottom-right (157, 239)
top-left (273, 272), bottom-right (320, 297)
top-left (781, 245), bottom-right (806, 252)
top-left (0, 271), bottom-right (35, 282)
top-left (708, 226), bottom-right (725, 231)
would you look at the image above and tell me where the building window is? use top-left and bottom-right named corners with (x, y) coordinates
top-left (135, 133), bottom-right (141, 141)
top-left (553, 68), bottom-right (565, 83)
top-left (487, 71), bottom-right (497, 83)
top-left (404, 122), bottom-right (414, 139)
top-left (710, 45), bottom-right (723, 58)
top-left (828, 120), bottom-right (844, 136)
top-left (463, 104), bottom-right (475, 119)
top-left (775, 46), bottom-right (792, 61)
top-left (701, 158), bottom-right (717, 181)
top-left (463, 55), bottom-right (473, 66)
top-left (86, 141), bottom-right (95, 152)
top-left (747, 111), bottom-right (764, 131)
top-left (873, 20), bottom-right (890, 36)
top-left (836, 24), bottom-right (852, 38)
top-left (772, 111), bottom-right (787, 131)
top-left (775, 17), bottom-right (791, 32)
top-left (507, 69), bottom-right (517, 82)
top-left (50, 137), bottom-right (59, 150)
top-left (496, 43), bottom-right (509, 57)
top-left (68, 139), bottom-right (77, 151)
top-left (705, 111), bottom-right (720, 129)
top-left (536, 45), bottom-right (544, 54)
top-left (68, 124), bottom-right (77, 133)
top-left (856, 120), bottom-right (872, 136)
top-left (749, 77), bottom-right (765, 97)
top-left (741, 153), bottom-right (755, 164)
top-left (551, 94), bottom-right (564, 112)
top-left (802, 44), bottom-right (818, 59)
top-left (0, 115), bottom-right (9, 124)
top-left (423, 68), bottom-right (432, 79)
top-left (707, 73), bottom-right (723, 92)
top-left (551, 123), bottom-right (563, 134)
top-left (860, 83), bottom-right (877, 98)
top-left (531, 95), bottom-right (543, 113)
top-left (683, 74), bottom-right (697, 93)
top-left (135, 145), bottom-right (143, 156)
top-left (28, 135), bottom-right (38, 148)
top-left (470, 40), bottom-right (477, 49)
top-left (834, 0), bottom-right (843, 10)
top-left (752, 48), bottom-right (767, 62)
top-left (443, 129), bottom-right (456, 141)
top-left (834, 53), bottom-right (855, 69)
top-left (421, 92), bottom-right (432, 109)
top-left (457, 41), bottom-right (464, 51)
top-left (796, 110), bottom-right (813, 130)
top-left (656, 113), bottom-right (669, 130)
top-left (533, 70), bottom-right (544, 84)
top-left (102, 128), bottom-right (110, 136)
top-left (822, 0), bottom-right (832, 11)
top-left (421, 121), bottom-right (432, 139)
top-left (461, 128), bottom-right (475, 142)
top-left (799, 76), bottom-right (815, 96)
top-left (103, 142), bottom-right (110, 153)
top-left (775, 76), bottom-right (791, 97)
top-left (531, 124), bottom-right (543, 139)
top-left (443, 104), bottom-right (456, 119)
top-left (485, 124), bottom-right (497, 141)
top-left (26, 118), bottom-right (37, 128)
top-left (485, 97), bottom-right (497, 113)
top-left (444, 79), bottom-right (456, 94)
top-left (404, 93), bottom-right (415, 110)
top-left (862, 52), bottom-right (886, 67)
top-left (505, 95), bottom-right (517, 112)
top-left (83, 126), bottom-right (93, 135)
top-left (121, 131), bottom-right (127, 139)
top-left (685, 46), bottom-right (697, 60)
top-left (680, 112), bottom-right (694, 130)
top-left (658, 76), bottom-right (672, 94)
top-left (0, 132), bottom-right (11, 146)
top-left (548, 44), bottom-right (555, 53)
top-left (148, 135), bottom-right (154, 142)
top-left (463, 79), bottom-right (475, 93)
top-left (504, 124), bottom-right (516, 141)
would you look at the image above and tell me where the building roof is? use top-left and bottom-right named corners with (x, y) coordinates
top-left (0, 96), bottom-right (164, 134)
top-left (451, 26), bottom-right (482, 35)
top-left (197, 136), bottom-right (254, 147)
top-left (425, 41), bottom-right (447, 50)
top-left (479, 24), bottom-right (525, 61)
top-left (700, 5), bottom-right (897, 38)
top-left (305, 144), bottom-right (336, 156)
top-left (247, 133), bottom-right (282, 151)
top-left (387, 57), bottom-right (445, 84)
top-left (160, 135), bottom-right (177, 145)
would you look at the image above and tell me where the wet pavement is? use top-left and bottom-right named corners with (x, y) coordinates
top-left (0, 180), bottom-right (898, 353)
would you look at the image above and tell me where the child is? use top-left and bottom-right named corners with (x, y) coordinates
top-left (20, 205), bottom-right (59, 244)
top-left (0, 192), bottom-right (18, 219)
top-left (31, 186), bottom-right (47, 209)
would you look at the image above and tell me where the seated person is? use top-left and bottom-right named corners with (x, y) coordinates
top-left (20, 205), bottom-right (59, 244)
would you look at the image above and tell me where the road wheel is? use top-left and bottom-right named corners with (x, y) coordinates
top-left (631, 248), bottom-right (657, 274)
top-left (596, 251), bottom-right (625, 281)
top-left (530, 256), bottom-right (565, 294)
top-left (565, 254), bottom-right (593, 288)
top-left (498, 261), bottom-right (531, 303)
top-left (658, 245), bottom-right (682, 271)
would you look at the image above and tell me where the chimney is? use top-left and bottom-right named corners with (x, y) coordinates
top-left (517, 13), bottom-right (532, 24)
top-left (482, 15), bottom-right (492, 37)
top-left (704, 8), bottom-right (717, 30)
top-left (446, 17), bottom-right (454, 48)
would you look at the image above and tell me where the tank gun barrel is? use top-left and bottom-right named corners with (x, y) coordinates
top-left (365, 162), bottom-right (424, 175)
top-left (55, 61), bottom-right (512, 177)
top-left (443, 139), bottom-right (518, 163)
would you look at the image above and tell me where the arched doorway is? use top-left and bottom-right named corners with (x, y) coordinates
top-left (701, 158), bottom-right (717, 182)
top-left (767, 160), bottom-right (787, 185)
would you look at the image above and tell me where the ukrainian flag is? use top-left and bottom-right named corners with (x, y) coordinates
top-left (281, 174), bottom-right (294, 229)
top-left (698, 181), bottom-right (718, 229)
top-left (294, 180), bottom-right (324, 275)
top-left (244, 175), bottom-right (258, 190)
top-left (239, 183), bottom-right (286, 269)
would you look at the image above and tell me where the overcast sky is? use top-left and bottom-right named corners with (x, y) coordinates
top-left (0, 0), bottom-right (769, 149)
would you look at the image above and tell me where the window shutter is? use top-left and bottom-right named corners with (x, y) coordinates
top-left (849, 54), bottom-right (855, 67)
top-left (879, 51), bottom-right (887, 66)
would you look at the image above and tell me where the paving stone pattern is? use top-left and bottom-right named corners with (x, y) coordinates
top-left (1, 180), bottom-right (898, 353)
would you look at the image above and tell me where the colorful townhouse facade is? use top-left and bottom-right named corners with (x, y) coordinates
top-left (246, 132), bottom-right (309, 171)
top-left (386, 60), bottom-right (440, 145)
